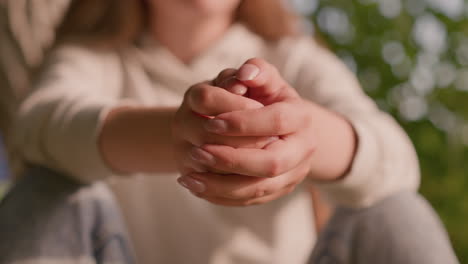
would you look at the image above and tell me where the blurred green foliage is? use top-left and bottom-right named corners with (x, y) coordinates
top-left (308, 0), bottom-right (468, 261)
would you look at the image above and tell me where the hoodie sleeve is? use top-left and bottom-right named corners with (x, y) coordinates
top-left (14, 45), bottom-right (130, 183)
top-left (275, 37), bottom-right (420, 208)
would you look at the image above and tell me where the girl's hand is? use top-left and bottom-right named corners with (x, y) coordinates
top-left (178, 156), bottom-right (312, 207)
top-left (172, 80), bottom-right (277, 175)
top-left (188, 59), bottom-right (317, 178)
top-left (177, 59), bottom-right (318, 205)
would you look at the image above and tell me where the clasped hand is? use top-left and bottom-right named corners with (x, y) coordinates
top-left (173, 59), bottom-right (316, 206)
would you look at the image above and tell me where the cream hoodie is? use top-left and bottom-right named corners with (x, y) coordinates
top-left (13, 24), bottom-right (420, 264)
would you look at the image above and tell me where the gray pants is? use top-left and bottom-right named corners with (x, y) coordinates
top-left (0, 167), bottom-right (459, 264)
top-left (309, 192), bottom-right (460, 264)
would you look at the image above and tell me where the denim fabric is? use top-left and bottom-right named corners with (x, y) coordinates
top-left (0, 166), bottom-right (135, 264)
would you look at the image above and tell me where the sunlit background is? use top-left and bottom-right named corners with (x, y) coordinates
top-left (0, 0), bottom-right (466, 261)
top-left (292, 0), bottom-right (468, 261)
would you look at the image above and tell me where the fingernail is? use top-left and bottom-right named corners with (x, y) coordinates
top-left (266, 136), bottom-right (280, 145)
top-left (190, 147), bottom-right (216, 166)
top-left (204, 119), bottom-right (227, 133)
top-left (178, 176), bottom-right (206, 193)
top-left (237, 64), bottom-right (260, 81)
top-left (219, 76), bottom-right (236, 88)
top-left (192, 164), bottom-right (206, 173)
top-left (231, 84), bottom-right (248, 95)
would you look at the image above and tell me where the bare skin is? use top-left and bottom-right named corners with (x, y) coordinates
top-left (174, 59), bottom-right (356, 206)
top-left (99, 0), bottom-right (241, 173)
top-left (98, 0), bottom-right (357, 206)
top-left (149, 0), bottom-right (240, 64)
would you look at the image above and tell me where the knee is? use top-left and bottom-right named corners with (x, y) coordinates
top-left (0, 166), bottom-right (117, 226)
top-left (354, 191), bottom-right (444, 234)
top-left (349, 191), bottom-right (458, 264)
top-left (1, 166), bottom-right (110, 207)
top-left (0, 167), bottom-right (133, 263)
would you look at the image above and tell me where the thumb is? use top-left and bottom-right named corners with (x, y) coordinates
top-left (236, 58), bottom-right (299, 105)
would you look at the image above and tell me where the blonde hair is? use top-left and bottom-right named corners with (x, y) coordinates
top-left (57, 0), bottom-right (299, 47)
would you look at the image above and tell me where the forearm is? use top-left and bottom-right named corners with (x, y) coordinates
top-left (98, 106), bottom-right (178, 174)
top-left (306, 101), bottom-right (357, 182)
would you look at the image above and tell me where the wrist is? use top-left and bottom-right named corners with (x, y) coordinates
top-left (305, 101), bottom-right (358, 182)
top-left (98, 106), bottom-right (178, 174)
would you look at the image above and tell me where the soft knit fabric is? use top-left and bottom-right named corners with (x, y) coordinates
top-left (0, 0), bottom-right (70, 175)
top-left (12, 24), bottom-right (420, 264)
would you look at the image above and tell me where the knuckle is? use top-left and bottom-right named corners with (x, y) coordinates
top-left (228, 183), bottom-right (269, 201)
top-left (225, 190), bottom-right (239, 199)
top-left (225, 187), bottom-right (246, 200)
top-left (227, 114), bottom-right (245, 134)
top-left (190, 85), bottom-right (213, 107)
top-left (252, 186), bottom-right (267, 199)
top-left (306, 143), bottom-right (316, 157)
top-left (218, 152), bottom-right (238, 171)
top-left (265, 156), bottom-right (284, 178)
top-left (272, 108), bottom-right (288, 133)
top-left (302, 138), bottom-right (317, 159)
